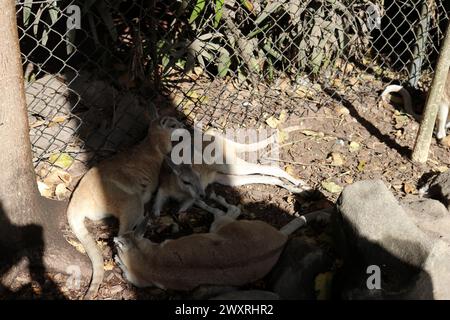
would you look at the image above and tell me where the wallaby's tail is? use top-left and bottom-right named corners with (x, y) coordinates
top-left (280, 208), bottom-right (334, 235)
top-left (231, 133), bottom-right (277, 153)
top-left (381, 85), bottom-right (418, 120)
top-left (67, 208), bottom-right (104, 300)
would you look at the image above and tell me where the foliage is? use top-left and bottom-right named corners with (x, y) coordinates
top-left (19, 0), bottom-right (384, 82)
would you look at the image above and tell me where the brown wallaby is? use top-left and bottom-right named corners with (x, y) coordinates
top-left (381, 69), bottom-right (450, 140)
top-left (66, 116), bottom-right (184, 299)
top-left (114, 193), bottom-right (328, 291)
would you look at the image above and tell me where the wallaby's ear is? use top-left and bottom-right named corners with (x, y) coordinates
top-left (133, 215), bottom-right (150, 238)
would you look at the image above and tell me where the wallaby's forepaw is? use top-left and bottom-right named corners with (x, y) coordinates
top-left (226, 205), bottom-right (241, 219)
top-left (114, 236), bottom-right (127, 253)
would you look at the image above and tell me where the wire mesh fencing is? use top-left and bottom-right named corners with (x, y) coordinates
top-left (15, 0), bottom-right (450, 198)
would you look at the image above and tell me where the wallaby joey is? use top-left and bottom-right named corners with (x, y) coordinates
top-left (381, 69), bottom-right (450, 140)
top-left (66, 116), bottom-right (183, 299)
top-left (114, 194), bottom-right (327, 291)
top-left (153, 126), bottom-right (311, 217)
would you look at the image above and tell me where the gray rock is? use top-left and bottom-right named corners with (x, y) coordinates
top-left (402, 198), bottom-right (450, 245)
top-left (268, 237), bottom-right (332, 300)
top-left (335, 180), bottom-right (450, 299)
top-left (420, 171), bottom-right (450, 211)
top-left (210, 290), bottom-right (279, 300)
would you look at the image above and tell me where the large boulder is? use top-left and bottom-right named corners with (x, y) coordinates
top-left (420, 171), bottom-right (450, 211)
top-left (334, 180), bottom-right (450, 299)
top-left (268, 237), bottom-right (332, 300)
top-left (401, 198), bottom-right (450, 245)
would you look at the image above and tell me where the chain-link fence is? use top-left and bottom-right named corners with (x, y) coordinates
top-left (15, 0), bottom-right (450, 198)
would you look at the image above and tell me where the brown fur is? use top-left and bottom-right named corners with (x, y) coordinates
top-left (114, 215), bottom-right (288, 291)
top-left (67, 117), bottom-right (180, 299)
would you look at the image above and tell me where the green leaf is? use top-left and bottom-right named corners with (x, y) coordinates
top-left (240, 0), bottom-right (254, 12)
top-left (23, 0), bottom-right (33, 27)
top-left (255, 1), bottom-right (284, 25)
top-left (321, 181), bottom-right (343, 194)
top-left (41, 28), bottom-right (49, 46)
top-left (214, 0), bottom-right (224, 28)
top-left (33, 4), bottom-right (45, 37)
top-left (49, 153), bottom-right (74, 169)
top-left (48, 1), bottom-right (59, 25)
top-left (189, 0), bottom-right (206, 24)
top-left (218, 48), bottom-right (231, 77)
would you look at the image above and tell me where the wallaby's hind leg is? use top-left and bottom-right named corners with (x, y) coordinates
top-left (152, 189), bottom-right (167, 217)
top-left (118, 197), bottom-right (144, 235)
top-left (215, 173), bottom-right (309, 193)
top-left (227, 133), bottom-right (276, 153)
top-left (195, 199), bottom-right (226, 217)
top-left (217, 158), bottom-right (306, 186)
top-left (436, 102), bottom-right (449, 140)
top-left (209, 192), bottom-right (241, 219)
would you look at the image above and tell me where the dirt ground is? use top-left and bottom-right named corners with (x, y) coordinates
top-left (5, 68), bottom-right (450, 300)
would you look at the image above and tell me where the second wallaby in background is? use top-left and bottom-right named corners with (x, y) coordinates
top-left (381, 69), bottom-right (450, 140)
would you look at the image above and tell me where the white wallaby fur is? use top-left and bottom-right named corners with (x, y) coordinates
top-left (66, 115), bottom-right (183, 299)
top-left (153, 125), bottom-right (310, 216)
top-left (380, 69), bottom-right (450, 140)
top-left (114, 195), bottom-right (330, 291)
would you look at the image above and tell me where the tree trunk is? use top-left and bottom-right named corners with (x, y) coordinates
top-left (412, 21), bottom-right (450, 163)
top-left (0, 0), bottom-right (89, 297)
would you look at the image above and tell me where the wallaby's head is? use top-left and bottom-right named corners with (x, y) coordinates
top-left (114, 215), bottom-right (149, 253)
top-left (163, 155), bottom-right (205, 199)
top-left (159, 116), bottom-right (184, 130)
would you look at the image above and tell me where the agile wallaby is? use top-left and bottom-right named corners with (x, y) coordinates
top-left (114, 193), bottom-right (328, 291)
top-left (66, 115), bottom-right (183, 299)
top-left (153, 126), bottom-right (310, 216)
top-left (381, 69), bottom-right (450, 140)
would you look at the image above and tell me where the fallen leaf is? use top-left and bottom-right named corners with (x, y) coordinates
top-left (344, 176), bottom-right (354, 184)
top-left (284, 165), bottom-right (300, 179)
top-left (103, 259), bottom-right (116, 271)
top-left (67, 238), bottom-right (86, 254)
top-left (336, 106), bottom-right (350, 115)
top-left (48, 153), bottom-right (74, 169)
top-left (349, 141), bottom-right (360, 152)
top-left (329, 152), bottom-right (344, 166)
top-left (357, 160), bottom-right (366, 172)
top-left (315, 272), bottom-right (333, 300)
top-left (394, 114), bottom-right (409, 129)
top-left (278, 109), bottom-right (288, 123)
top-left (30, 119), bottom-right (46, 128)
top-left (55, 183), bottom-right (69, 200)
top-left (440, 135), bottom-right (450, 147)
top-left (277, 130), bottom-right (289, 143)
top-left (51, 115), bottom-right (68, 123)
top-left (193, 66), bottom-right (203, 76)
top-left (37, 181), bottom-right (52, 198)
top-left (301, 130), bottom-right (324, 137)
top-left (403, 182), bottom-right (417, 194)
top-left (266, 116), bottom-right (280, 129)
top-left (44, 169), bottom-right (72, 186)
top-left (348, 77), bottom-right (358, 86)
top-left (321, 181), bottom-right (343, 193)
